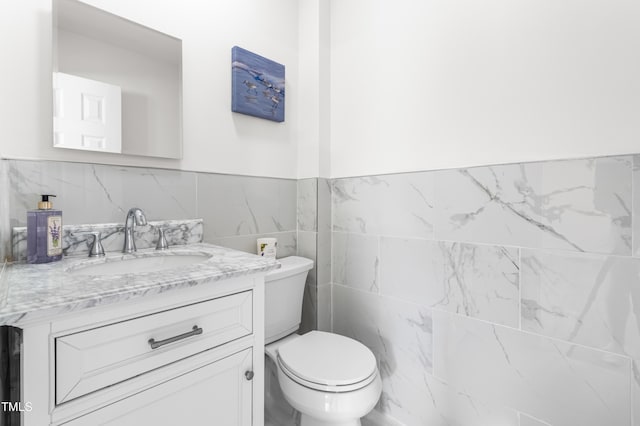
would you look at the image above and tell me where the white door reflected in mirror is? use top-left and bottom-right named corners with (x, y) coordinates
top-left (52, 0), bottom-right (182, 159)
top-left (53, 72), bottom-right (122, 154)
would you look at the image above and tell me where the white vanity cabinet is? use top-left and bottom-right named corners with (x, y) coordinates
top-left (18, 274), bottom-right (266, 426)
top-left (63, 348), bottom-right (254, 426)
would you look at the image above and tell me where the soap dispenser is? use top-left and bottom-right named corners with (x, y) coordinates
top-left (27, 194), bottom-right (63, 264)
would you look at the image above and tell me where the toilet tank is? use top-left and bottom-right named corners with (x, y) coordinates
top-left (265, 256), bottom-right (313, 344)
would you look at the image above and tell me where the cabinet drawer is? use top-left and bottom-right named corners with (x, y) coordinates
top-left (55, 290), bottom-right (252, 404)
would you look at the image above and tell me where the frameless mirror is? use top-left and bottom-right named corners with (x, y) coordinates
top-left (52, 0), bottom-right (182, 159)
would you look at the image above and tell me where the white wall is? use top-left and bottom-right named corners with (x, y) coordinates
top-left (330, 0), bottom-right (640, 178)
top-left (3, 0), bottom-right (640, 180)
top-left (0, 0), bottom-right (301, 179)
top-left (297, 0), bottom-right (331, 179)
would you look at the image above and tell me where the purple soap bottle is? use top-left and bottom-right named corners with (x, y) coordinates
top-left (27, 194), bottom-right (63, 264)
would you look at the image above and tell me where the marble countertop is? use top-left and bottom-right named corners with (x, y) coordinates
top-left (0, 243), bottom-right (279, 326)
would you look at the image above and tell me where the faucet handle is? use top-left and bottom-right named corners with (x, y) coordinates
top-left (86, 232), bottom-right (105, 257)
top-left (155, 228), bottom-right (169, 250)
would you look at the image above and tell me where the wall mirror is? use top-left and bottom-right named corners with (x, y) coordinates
top-left (52, 0), bottom-right (183, 159)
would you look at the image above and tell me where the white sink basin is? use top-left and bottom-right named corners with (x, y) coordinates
top-left (67, 253), bottom-right (211, 276)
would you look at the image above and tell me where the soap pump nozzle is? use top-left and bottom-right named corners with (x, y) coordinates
top-left (38, 194), bottom-right (56, 210)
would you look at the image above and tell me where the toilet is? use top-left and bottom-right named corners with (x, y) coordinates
top-left (264, 256), bottom-right (382, 426)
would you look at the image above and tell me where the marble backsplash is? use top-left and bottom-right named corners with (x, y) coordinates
top-left (1, 159), bottom-right (298, 263)
top-left (11, 219), bottom-right (204, 262)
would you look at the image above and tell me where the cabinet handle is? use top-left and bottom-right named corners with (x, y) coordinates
top-left (148, 325), bottom-right (203, 350)
top-left (245, 371), bottom-right (254, 381)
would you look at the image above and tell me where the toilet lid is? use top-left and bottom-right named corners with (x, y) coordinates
top-left (277, 331), bottom-right (377, 390)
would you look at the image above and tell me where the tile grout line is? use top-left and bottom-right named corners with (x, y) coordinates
top-left (331, 282), bottom-right (637, 361)
top-left (315, 178), bottom-right (319, 329)
top-left (194, 173), bottom-right (199, 219)
top-left (431, 172), bottom-right (438, 379)
top-left (329, 180), bottom-right (334, 333)
top-left (631, 156), bottom-right (635, 258)
top-left (329, 230), bottom-right (639, 260)
top-left (376, 234), bottom-right (381, 296)
top-left (431, 287), bottom-right (438, 380)
top-left (518, 247), bottom-right (522, 331)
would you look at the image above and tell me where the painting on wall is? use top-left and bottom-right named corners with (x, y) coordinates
top-left (232, 46), bottom-right (285, 123)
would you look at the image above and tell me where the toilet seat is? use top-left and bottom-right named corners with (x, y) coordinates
top-left (278, 356), bottom-right (378, 393)
top-left (276, 331), bottom-right (378, 393)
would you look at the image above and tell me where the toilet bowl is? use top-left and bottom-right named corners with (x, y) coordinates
top-left (266, 331), bottom-right (381, 426)
top-left (264, 257), bottom-right (381, 426)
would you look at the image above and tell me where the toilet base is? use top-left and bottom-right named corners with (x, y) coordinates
top-left (301, 414), bottom-right (361, 426)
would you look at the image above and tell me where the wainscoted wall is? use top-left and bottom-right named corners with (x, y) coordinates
top-left (331, 155), bottom-right (639, 426)
top-left (0, 159), bottom-right (298, 261)
top-left (3, 156), bottom-right (638, 426)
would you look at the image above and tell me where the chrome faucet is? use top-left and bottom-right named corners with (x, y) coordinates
top-left (122, 207), bottom-right (147, 253)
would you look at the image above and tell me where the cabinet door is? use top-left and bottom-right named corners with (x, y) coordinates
top-left (62, 348), bottom-right (253, 426)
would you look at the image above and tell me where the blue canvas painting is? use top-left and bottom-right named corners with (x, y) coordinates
top-left (232, 46), bottom-right (285, 122)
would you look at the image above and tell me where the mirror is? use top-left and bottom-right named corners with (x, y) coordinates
top-left (52, 0), bottom-right (182, 159)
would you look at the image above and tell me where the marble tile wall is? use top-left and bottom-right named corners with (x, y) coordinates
top-left (264, 177), bottom-right (333, 425)
top-left (5, 155), bottom-right (637, 426)
top-left (331, 155), bottom-right (639, 426)
top-left (0, 159), bottom-right (297, 261)
top-left (296, 177), bottom-right (332, 333)
top-left (297, 178), bottom-right (319, 334)
top-left (519, 414), bottom-right (553, 426)
top-left (435, 156), bottom-right (632, 255)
